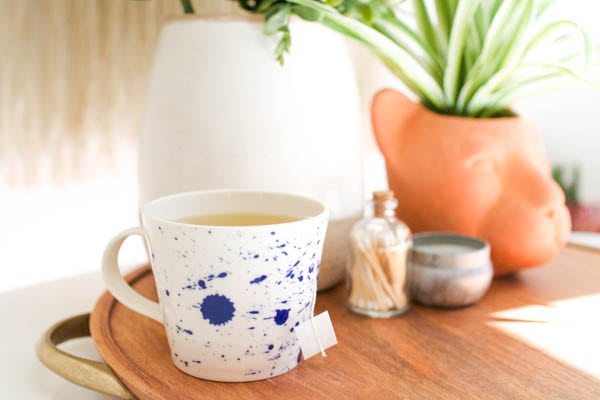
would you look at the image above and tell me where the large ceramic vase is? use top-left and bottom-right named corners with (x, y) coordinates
top-left (371, 89), bottom-right (571, 275)
top-left (139, 16), bottom-right (363, 289)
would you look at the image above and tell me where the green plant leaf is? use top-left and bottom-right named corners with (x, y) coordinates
top-left (464, 24), bottom-right (481, 71)
top-left (536, 0), bottom-right (556, 16)
top-left (524, 20), bottom-right (593, 76)
top-left (180, 0), bottom-right (194, 13)
top-left (275, 27), bottom-right (292, 65)
top-left (480, 68), bottom-right (571, 115)
top-left (379, 10), bottom-right (445, 73)
top-left (292, 4), bottom-right (322, 21)
top-left (455, 0), bottom-right (524, 112)
top-left (257, 0), bottom-right (280, 12)
top-left (413, 0), bottom-right (442, 57)
top-left (434, 0), bottom-right (453, 46)
top-left (264, 4), bottom-right (292, 35)
top-left (443, 0), bottom-right (481, 106)
top-left (466, 0), bottom-right (536, 115)
top-left (373, 22), bottom-right (443, 84)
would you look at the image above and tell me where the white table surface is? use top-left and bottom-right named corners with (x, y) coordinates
top-left (3, 233), bottom-right (599, 399)
top-left (1, 270), bottom-right (116, 399)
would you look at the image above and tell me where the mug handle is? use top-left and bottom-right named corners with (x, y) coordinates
top-left (102, 227), bottom-right (162, 323)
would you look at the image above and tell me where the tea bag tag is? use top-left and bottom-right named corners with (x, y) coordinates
top-left (295, 311), bottom-right (337, 360)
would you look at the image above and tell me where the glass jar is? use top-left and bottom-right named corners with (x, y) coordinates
top-left (346, 191), bottom-right (411, 317)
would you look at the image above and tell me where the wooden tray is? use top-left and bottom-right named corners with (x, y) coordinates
top-left (38, 245), bottom-right (600, 399)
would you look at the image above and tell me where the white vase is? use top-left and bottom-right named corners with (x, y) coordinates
top-left (139, 16), bottom-right (363, 290)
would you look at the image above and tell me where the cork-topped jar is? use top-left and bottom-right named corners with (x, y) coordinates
top-left (346, 191), bottom-right (411, 317)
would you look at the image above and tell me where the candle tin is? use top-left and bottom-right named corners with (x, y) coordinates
top-left (408, 232), bottom-right (492, 308)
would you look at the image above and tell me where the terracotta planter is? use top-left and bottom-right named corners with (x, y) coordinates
top-left (371, 89), bottom-right (571, 275)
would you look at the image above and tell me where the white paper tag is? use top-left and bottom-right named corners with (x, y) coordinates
top-left (295, 311), bottom-right (337, 360)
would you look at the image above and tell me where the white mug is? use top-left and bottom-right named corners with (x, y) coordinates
top-left (102, 190), bottom-right (328, 382)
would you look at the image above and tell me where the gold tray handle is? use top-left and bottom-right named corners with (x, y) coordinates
top-left (36, 313), bottom-right (135, 399)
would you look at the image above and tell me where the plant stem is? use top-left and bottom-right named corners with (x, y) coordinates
top-left (180, 0), bottom-right (194, 14)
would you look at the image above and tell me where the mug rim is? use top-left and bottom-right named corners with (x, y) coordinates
top-left (141, 189), bottom-right (329, 229)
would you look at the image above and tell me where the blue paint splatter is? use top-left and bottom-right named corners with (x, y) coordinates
top-left (282, 251), bottom-right (288, 256)
top-left (309, 264), bottom-right (315, 273)
top-left (253, 254), bottom-right (260, 259)
top-left (274, 309), bottom-right (290, 325)
top-left (198, 294), bottom-right (235, 326)
top-left (248, 310), bottom-right (260, 314)
top-left (217, 272), bottom-right (228, 278)
top-left (293, 260), bottom-right (300, 267)
top-left (298, 276), bottom-right (304, 282)
top-left (277, 243), bottom-right (286, 248)
top-left (268, 344), bottom-right (274, 350)
top-left (297, 351), bottom-right (302, 363)
top-left (165, 289), bottom-right (170, 296)
top-left (198, 280), bottom-right (206, 289)
top-left (250, 275), bottom-right (268, 284)
top-left (271, 231), bottom-right (276, 235)
top-left (248, 326), bottom-right (255, 330)
top-left (176, 325), bottom-right (193, 335)
top-left (207, 274), bottom-right (214, 281)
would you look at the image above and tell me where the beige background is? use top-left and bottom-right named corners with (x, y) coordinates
top-left (0, 0), bottom-right (187, 291)
top-left (0, 0), bottom-right (183, 186)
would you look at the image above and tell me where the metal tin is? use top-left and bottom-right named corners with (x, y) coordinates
top-left (408, 232), bottom-right (492, 307)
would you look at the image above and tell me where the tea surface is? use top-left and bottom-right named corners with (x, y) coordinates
top-left (176, 213), bottom-right (299, 226)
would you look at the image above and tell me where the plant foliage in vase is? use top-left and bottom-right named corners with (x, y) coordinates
top-left (233, 0), bottom-right (596, 118)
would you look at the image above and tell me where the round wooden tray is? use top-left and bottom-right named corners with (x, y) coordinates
top-left (39, 246), bottom-right (600, 399)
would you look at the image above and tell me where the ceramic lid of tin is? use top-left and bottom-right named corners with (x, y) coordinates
top-left (409, 232), bottom-right (491, 270)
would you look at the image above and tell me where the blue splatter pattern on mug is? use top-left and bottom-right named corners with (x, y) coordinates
top-left (146, 217), bottom-right (327, 382)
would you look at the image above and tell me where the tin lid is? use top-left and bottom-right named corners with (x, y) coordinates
top-left (409, 232), bottom-right (490, 270)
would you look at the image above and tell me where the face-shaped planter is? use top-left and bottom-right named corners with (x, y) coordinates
top-left (372, 89), bottom-right (571, 275)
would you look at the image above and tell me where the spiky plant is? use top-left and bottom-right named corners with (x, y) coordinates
top-left (226, 0), bottom-right (595, 118)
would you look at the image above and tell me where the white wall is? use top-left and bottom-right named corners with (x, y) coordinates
top-left (516, 1), bottom-right (600, 203)
top-left (516, 85), bottom-right (600, 203)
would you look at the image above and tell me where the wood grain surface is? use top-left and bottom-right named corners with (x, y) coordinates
top-left (90, 246), bottom-right (600, 399)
